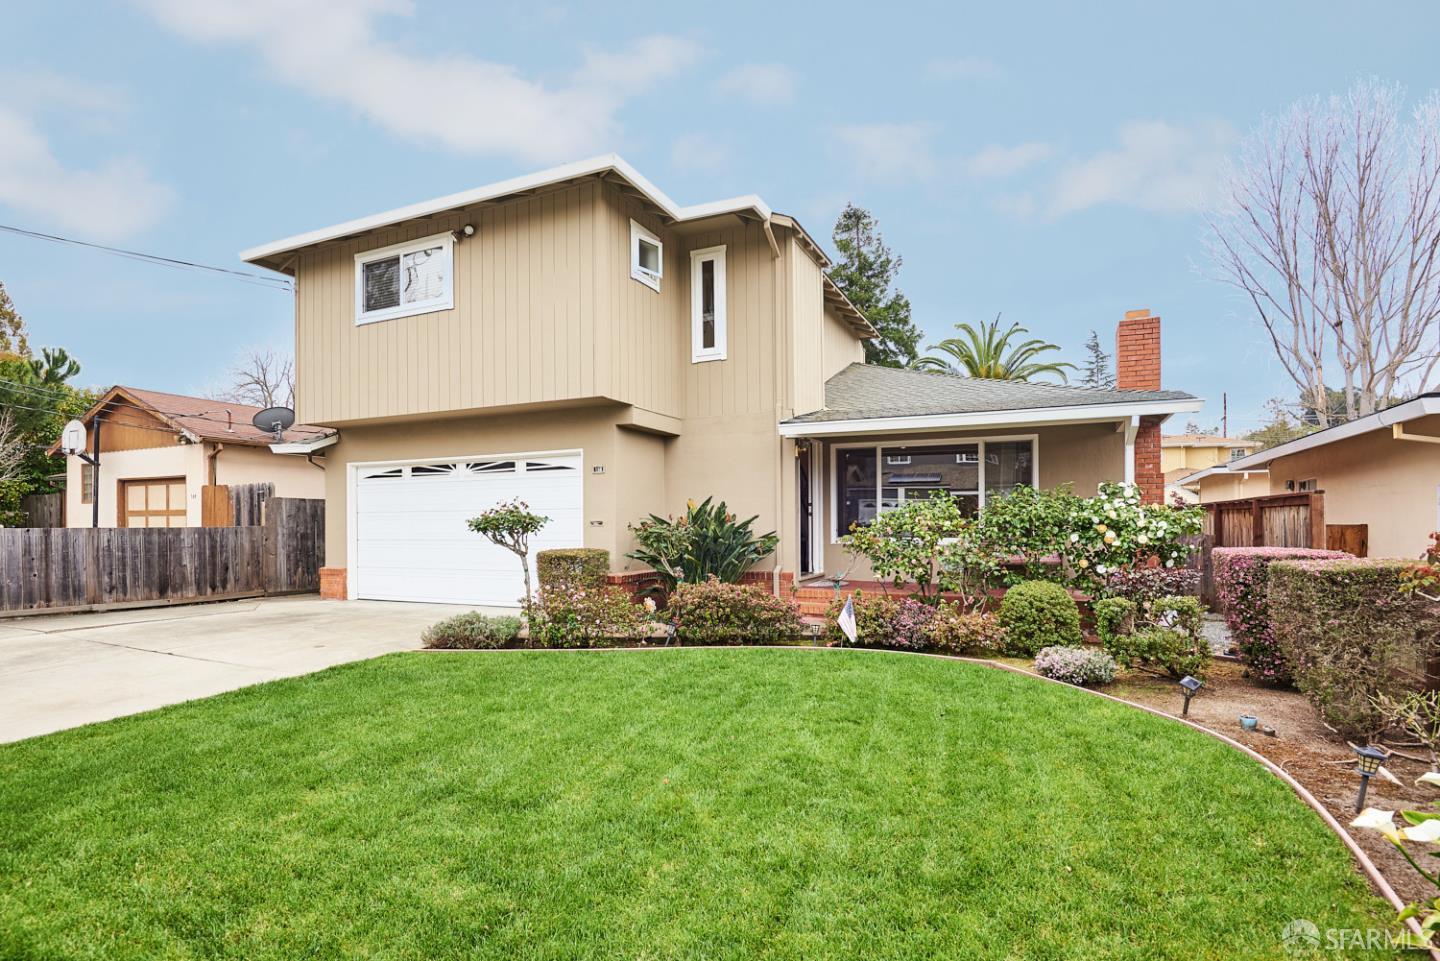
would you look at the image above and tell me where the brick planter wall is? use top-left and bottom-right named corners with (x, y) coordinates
top-left (319, 567), bottom-right (347, 600)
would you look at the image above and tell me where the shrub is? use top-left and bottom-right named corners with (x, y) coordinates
top-left (841, 493), bottom-right (972, 601)
top-left (1270, 558), bottom-right (1440, 738)
top-left (999, 580), bottom-right (1081, 655)
top-left (529, 580), bottom-right (650, 648)
top-left (421, 612), bottom-right (523, 649)
top-left (965, 485), bottom-right (1081, 584)
top-left (1213, 547), bottom-right (1350, 685)
top-left (1152, 594), bottom-right (1203, 638)
top-left (1101, 565), bottom-right (1200, 607)
top-left (928, 603), bottom-right (1007, 655)
top-left (1034, 645), bottom-right (1118, 686)
top-left (823, 591), bottom-right (938, 649)
top-left (1061, 482), bottom-right (1204, 586)
top-left (1104, 626), bottom-right (1211, 680)
top-left (1093, 597), bottom-right (1136, 647)
top-left (670, 577), bottom-right (803, 645)
top-left (626, 498), bottom-right (779, 593)
top-left (536, 548), bottom-right (610, 592)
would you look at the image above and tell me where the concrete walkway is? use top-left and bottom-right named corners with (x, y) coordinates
top-left (0, 595), bottom-right (473, 744)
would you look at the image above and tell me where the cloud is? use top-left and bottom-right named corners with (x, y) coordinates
top-left (714, 63), bottom-right (796, 104)
top-left (0, 69), bottom-right (132, 118)
top-left (832, 123), bottom-right (938, 180)
top-left (967, 142), bottom-right (1054, 178)
top-left (926, 57), bottom-right (1002, 81)
top-left (0, 104), bottom-right (174, 241)
top-left (134, 0), bottom-right (700, 164)
top-left (1048, 119), bottom-right (1236, 216)
top-left (669, 133), bottom-right (729, 173)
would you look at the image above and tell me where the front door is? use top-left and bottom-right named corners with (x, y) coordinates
top-left (798, 445), bottom-right (815, 574)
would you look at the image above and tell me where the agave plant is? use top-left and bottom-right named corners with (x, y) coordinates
top-left (627, 497), bottom-right (779, 592)
top-left (912, 314), bottom-right (1076, 382)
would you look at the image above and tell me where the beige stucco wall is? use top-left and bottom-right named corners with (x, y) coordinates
top-left (64, 444), bottom-right (206, 528)
top-left (1262, 414), bottom-right (1440, 558)
top-left (213, 444), bottom-right (326, 499)
top-left (1193, 471), bottom-right (1270, 503)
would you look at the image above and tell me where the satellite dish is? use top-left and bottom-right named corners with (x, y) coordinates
top-left (252, 406), bottom-right (296, 439)
top-left (60, 419), bottom-right (87, 455)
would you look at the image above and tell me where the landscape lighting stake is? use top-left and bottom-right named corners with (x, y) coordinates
top-left (1178, 675), bottom-right (1202, 716)
top-left (1352, 744), bottom-right (1388, 812)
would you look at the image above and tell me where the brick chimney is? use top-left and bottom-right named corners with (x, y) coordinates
top-left (1115, 309), bottom-right (1165, 504)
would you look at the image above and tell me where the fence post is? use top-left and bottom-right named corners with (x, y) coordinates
top-left (1308, 492), bottom-right (1326, 550)
top-left (1251, 499), bottom-right (1264, 547)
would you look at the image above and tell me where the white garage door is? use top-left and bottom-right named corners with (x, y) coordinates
top-left (354, 453), bottom-right (583, 606)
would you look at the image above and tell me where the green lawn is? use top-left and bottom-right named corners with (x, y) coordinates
top-left (0, 649), bottom-right (1400, 959)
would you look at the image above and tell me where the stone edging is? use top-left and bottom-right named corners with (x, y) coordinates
top-left (418, 642), bottom-right (1432, 953)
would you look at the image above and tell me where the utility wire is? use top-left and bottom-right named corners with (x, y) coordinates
top-left (0, 223), bottom-right (293, 292)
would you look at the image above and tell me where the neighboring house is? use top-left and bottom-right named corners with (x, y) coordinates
top-left (1161, 433), bottom-right (1260, 504)
top-left (1228, 394), bottom-right (1440, 558)
top-left (52, 386), bottom-right (327, 528)
top-left (240, 155), bottom-right (1201, 607)
top-left (1172, 463), bottom-right (1270, 504)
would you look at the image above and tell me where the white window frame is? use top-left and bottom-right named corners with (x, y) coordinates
top-left (630, 219), bottom-right (663, 292)
top-left (690, 244), bottom-right (727, 363)
top-left (829, 434), bottom-right (1039, 542)
top-left (354, 232), bottom-right (455, 326)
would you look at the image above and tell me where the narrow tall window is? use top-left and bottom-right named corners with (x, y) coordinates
top-left (690, 245), bottom-right (726, 362)
top-left (354, 233), bottom-right (454, 325)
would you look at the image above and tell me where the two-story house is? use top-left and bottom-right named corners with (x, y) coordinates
top-left (242, 155), bottom-right (1201, 607)
top-left (1162, 433), bottom-right (1265, 504)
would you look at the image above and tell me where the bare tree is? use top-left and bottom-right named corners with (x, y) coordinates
top-left (218, 348), bottom-right (294, 409)
top-left (1206, 79), bottom-right (1440, 425)
top-left (0, 409), bottom-right (25, 485)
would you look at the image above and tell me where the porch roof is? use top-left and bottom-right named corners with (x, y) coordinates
top-left (780, 364), bottom-right (1201, 436)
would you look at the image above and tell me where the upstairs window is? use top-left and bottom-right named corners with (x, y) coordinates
top-left (355, 233), bottom-right (454, 325)
top-left (1228, 447), bottom-right (1247, 461)
top-left (690, 245), bottom-right (727, 362)
top-left (630, 219), bottom-right (662, 291)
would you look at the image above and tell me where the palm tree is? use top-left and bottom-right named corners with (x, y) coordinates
top-left (912, 315), bottom-right (1077, 382)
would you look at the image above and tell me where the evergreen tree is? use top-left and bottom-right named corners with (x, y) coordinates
top-left (827, 204), bottom-right (922, 367)
top-left (0, 282), bottom-right (30, 359)
top-left (1079, 329), bottom-right (1114, 389)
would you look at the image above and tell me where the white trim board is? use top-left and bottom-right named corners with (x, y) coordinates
top-left (241, 154), bottom-right (772, 268)
top-left (1229, 394), bottom-right (1440, 470)
top-left (779, 397), bottom-right (1202, 438)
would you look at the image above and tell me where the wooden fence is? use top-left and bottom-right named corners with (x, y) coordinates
top-left (0, 496), bottom-right (324, 615)
top-left (201, 482), bottom-right (274, 527)
top-left (19, 492), bottom-right (63, 528)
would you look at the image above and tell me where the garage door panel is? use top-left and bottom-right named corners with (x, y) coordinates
top-left (354, 455), bottom-right (583, 606)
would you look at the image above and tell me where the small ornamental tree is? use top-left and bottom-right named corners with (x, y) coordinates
top-left (467, 499), bottom-right (550, 610)
top-left (840, 492), bottom-right (969, 601)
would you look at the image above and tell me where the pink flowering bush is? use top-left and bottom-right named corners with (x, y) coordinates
top-left (1034, 645), bottom-right (1117, 686)
top-left (823, 591), bottom-right (937, 649)
top-left (669, 577), bottom-right (803, 645)
top-left (1269, 557), bottom-right (1440, 737)
top-left (929, 604), bottom-right (1007, 655)
top-left (1213, 547), bottom-right (1349, 685)
top-left (528, 577), bottom-right (650, 648)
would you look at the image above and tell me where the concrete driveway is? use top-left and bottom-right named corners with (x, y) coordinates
top-left (0, 596), bottom-right (474, 744)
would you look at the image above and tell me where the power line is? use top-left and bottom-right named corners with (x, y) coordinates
top-left (0, 223), bottom-right (293, 292)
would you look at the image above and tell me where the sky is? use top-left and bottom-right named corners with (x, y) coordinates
top-left (3, 0), bottom-right (1439, 434)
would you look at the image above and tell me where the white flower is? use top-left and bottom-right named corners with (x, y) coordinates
top-left (1405, 819), bottom-right (1440, 843)
top-left (1095, 564), bottom-right (1108, 574)
top-left (1137, 534), bottom-right (1149, 545)
top-left (1106, 510), bottom-right (1118, 520)
top-left (1352, 808), bottom-right (1396, 832)
top-left (1070, 533), bottom-right (1080, 543)
top-left (1165, 560), bottom-right (1174, 568)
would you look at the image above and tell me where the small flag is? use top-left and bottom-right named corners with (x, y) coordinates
top-left (837, 594), bottom-right (858, 646)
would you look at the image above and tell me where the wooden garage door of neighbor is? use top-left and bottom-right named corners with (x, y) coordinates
top-left (120, 477), bottom-right (187, 528)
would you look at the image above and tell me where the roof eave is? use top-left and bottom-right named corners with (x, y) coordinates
top-left (270, 432), bottom-right (339, 455)
top-left (778, 396), bottom-right (1204, 437)
top-left (239, 154), bottom-right (773, 270)
top-left (1228, 395), bottom-right (1440, 469)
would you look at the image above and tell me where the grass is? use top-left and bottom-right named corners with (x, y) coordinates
top-left (0, 648), bottom-right (1402, 960)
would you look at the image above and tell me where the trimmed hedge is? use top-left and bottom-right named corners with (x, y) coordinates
top-left (1270, 557), bottom-right (1440, 738)
top-left (536, 548), bottom-right (611, 591)
top-left (1213, 547), bottom-right (1349, 685)
top-left (999, 580), bottom-right (1082, 655)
